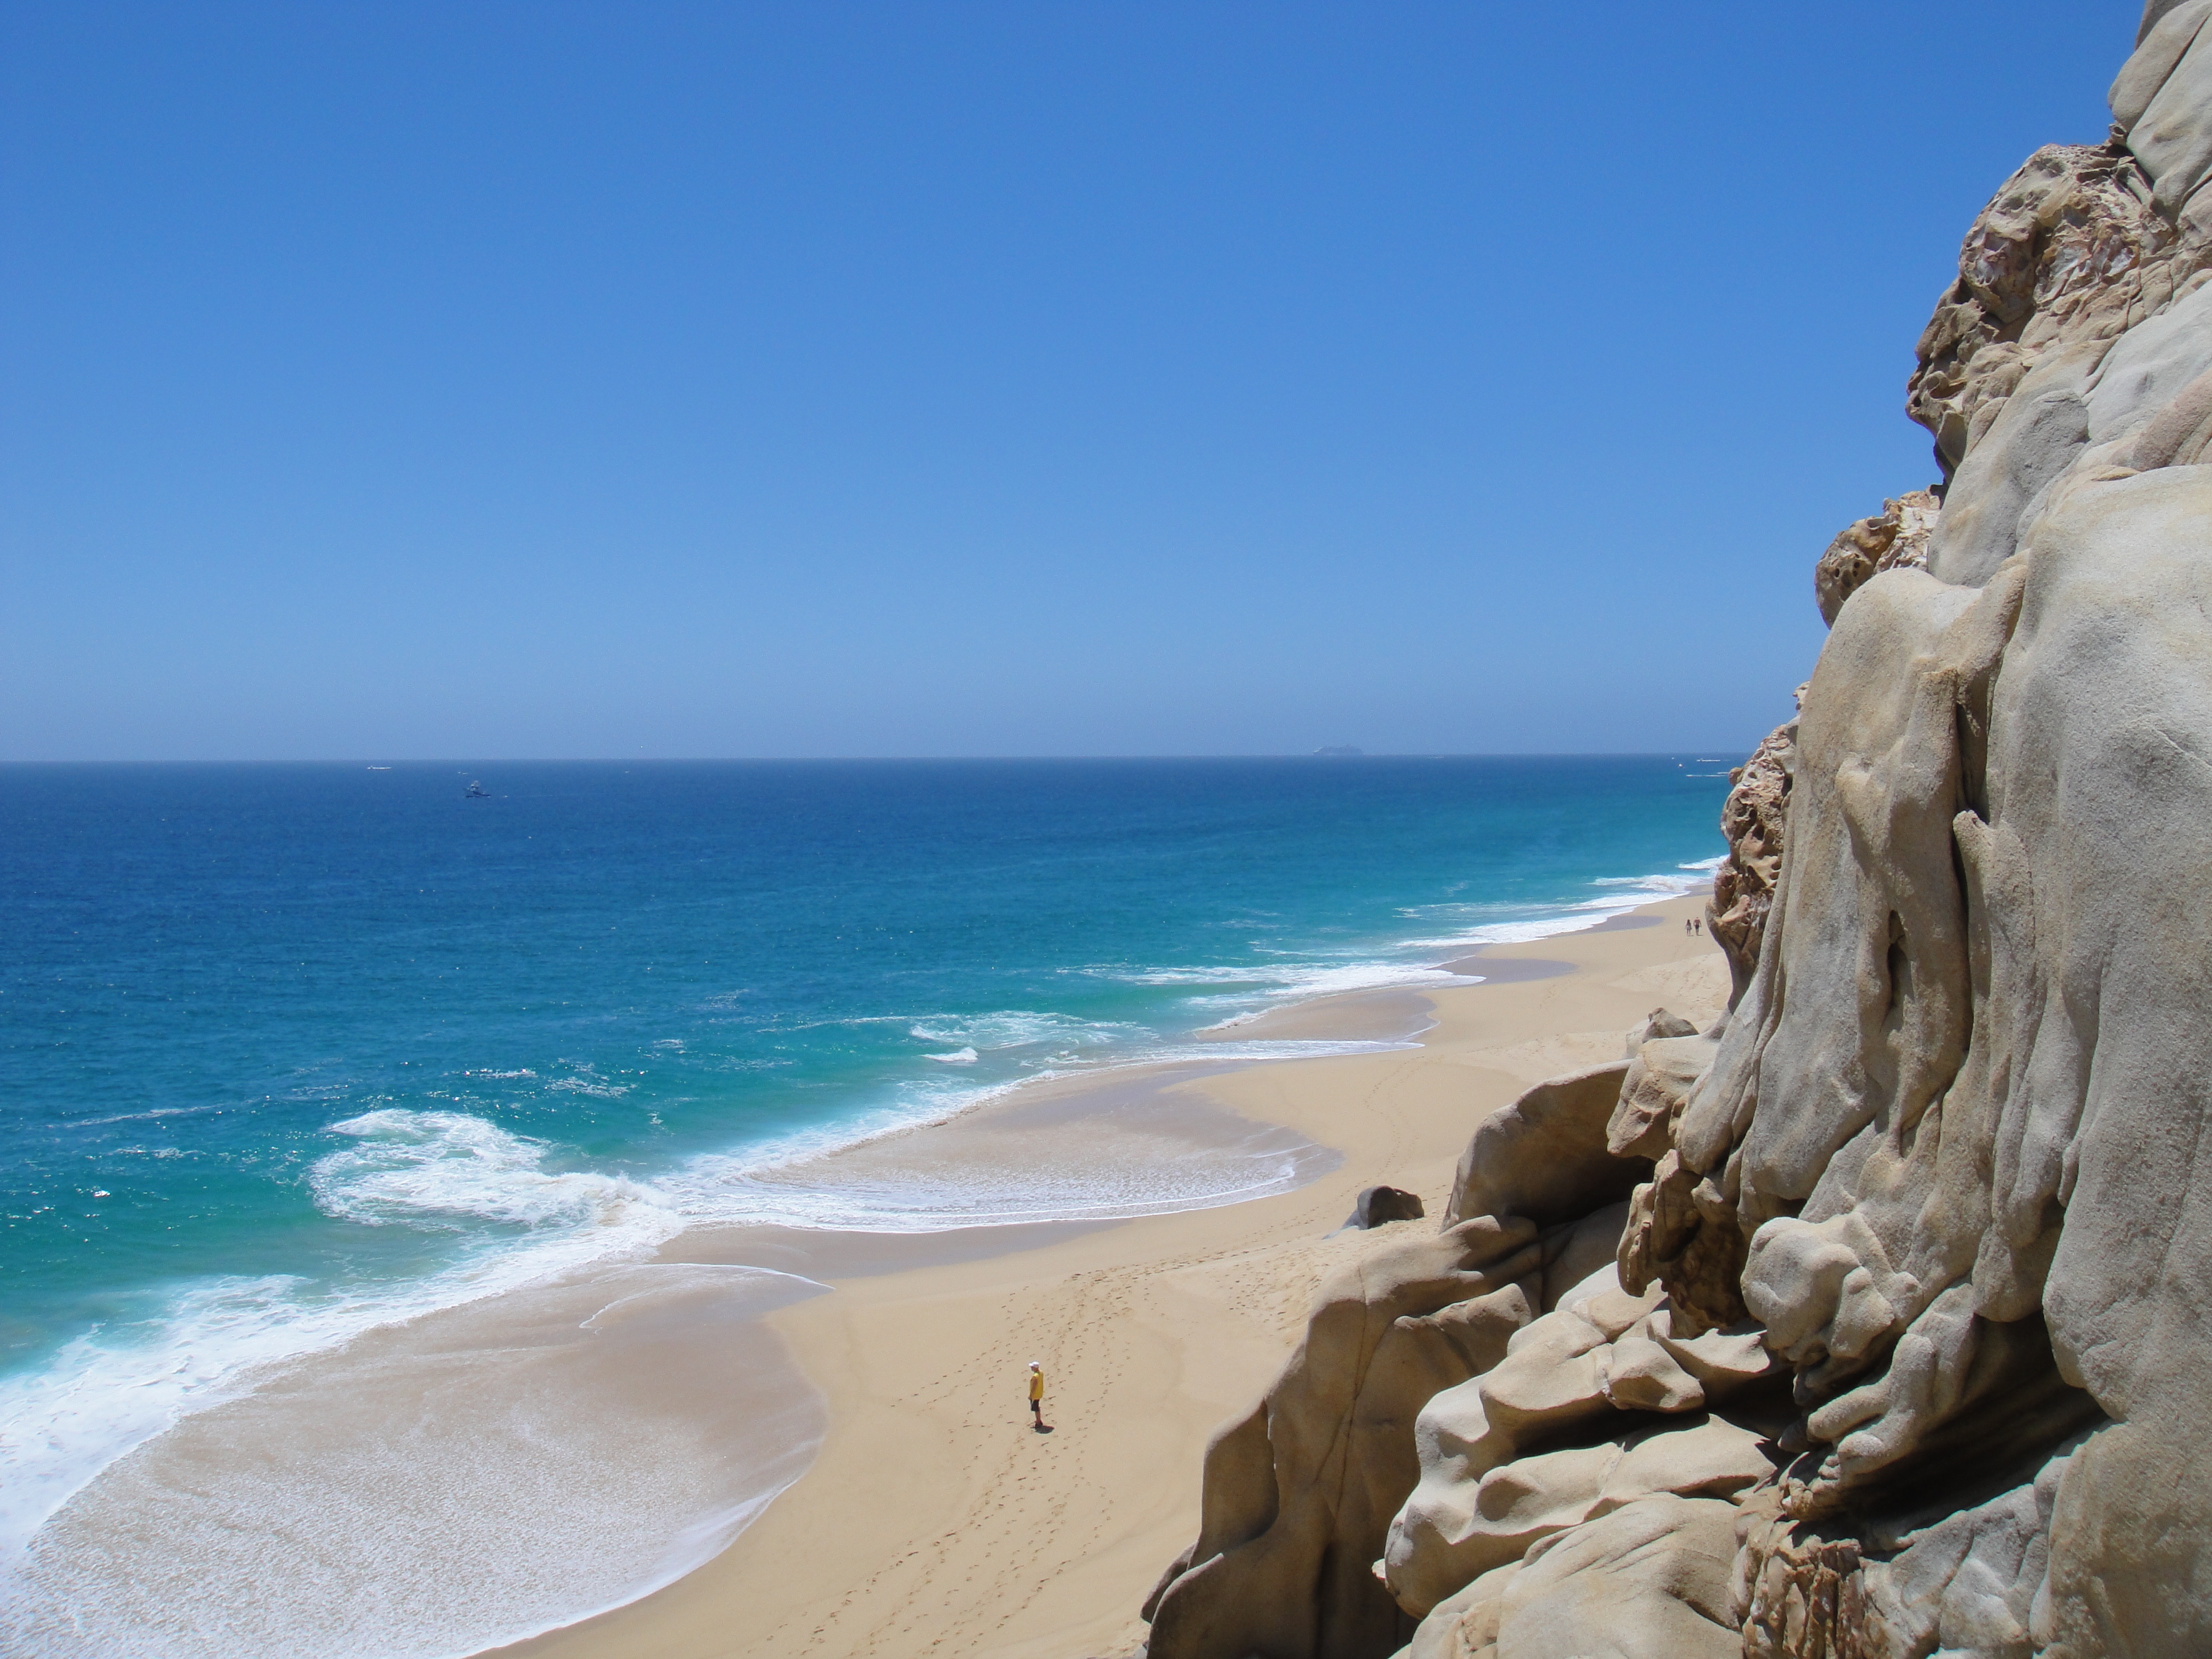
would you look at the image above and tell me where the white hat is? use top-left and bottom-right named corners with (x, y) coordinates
top-left (1029, 1360), bottom-right (1040, 1368)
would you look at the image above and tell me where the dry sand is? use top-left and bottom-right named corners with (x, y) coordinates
top-left (495, 894), bottom-right (1729, 1659)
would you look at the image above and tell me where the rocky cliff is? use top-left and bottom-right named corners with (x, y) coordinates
top-left (1136, 11), bottom-right (2212, 1656)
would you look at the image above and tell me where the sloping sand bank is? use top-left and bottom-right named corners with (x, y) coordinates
top-left (494, 895), bottom-right (1725, 1659)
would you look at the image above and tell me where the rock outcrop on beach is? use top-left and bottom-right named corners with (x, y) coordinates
top-left (1138, 10), bottom-right (2212, 1656)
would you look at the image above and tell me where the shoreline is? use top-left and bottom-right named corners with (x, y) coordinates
top-left (493, 890), bottom-right (1728, 1659)
top-left (0, 873), bottom-right (1720, 1659)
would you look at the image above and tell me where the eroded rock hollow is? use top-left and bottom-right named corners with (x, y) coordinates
top-left (1136, 10), bottom-right (2212, 1655)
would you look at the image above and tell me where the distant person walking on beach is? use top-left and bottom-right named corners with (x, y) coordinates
top-left (1027, 1361), bottom-right (1046, 1430)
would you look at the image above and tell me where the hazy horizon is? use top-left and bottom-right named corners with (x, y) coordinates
top-left (0, 750), bottom-right (1747, 764)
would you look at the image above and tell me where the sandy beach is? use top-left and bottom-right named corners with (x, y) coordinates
top-left (495, 891), bottom-right (1728, 1659)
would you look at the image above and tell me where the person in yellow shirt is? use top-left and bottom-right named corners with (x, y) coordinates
top-left (1027, 1361), bottom-right (1045, 1429)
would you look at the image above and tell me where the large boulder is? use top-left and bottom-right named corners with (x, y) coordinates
top-left (1405, 1497), bottom-right (1750, 1659)
top-left (1444, 1062), bottom-right (1647, 1230)
top-left (1383, 1285), bottom-right (1778, 1620)
top-left (1144, 1218), bottom-right (1544, 1659)
top-left (1347, 1186), bottom-right (1430, 1230)
top-left (1606, 1031), bottom-right (1719, 1165)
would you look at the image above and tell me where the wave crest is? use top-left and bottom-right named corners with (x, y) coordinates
top-left (310, 1110), bottom-right (664, 1232)
top-left (905, 1011), bottom-right (1139, 1051)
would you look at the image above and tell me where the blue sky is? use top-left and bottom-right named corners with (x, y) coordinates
top-left (1, 2), bottom-right (2130, 759)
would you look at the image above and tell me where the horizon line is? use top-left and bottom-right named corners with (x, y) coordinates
top-left (0, 750), bottom-right (1749, 766)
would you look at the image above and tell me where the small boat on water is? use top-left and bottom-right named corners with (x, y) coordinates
top-left (465, 780), bottom-right (489, 799)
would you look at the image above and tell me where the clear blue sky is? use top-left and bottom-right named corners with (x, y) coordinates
top-left (0, 2), bottom-right (2130, 760)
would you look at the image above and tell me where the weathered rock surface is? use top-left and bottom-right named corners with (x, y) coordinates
top-left (1139, 15), bottom-right (2212, 1657)
top-left (1411, 1494), bottom-right (1744, 1659)
top-left (1144, 1218), bottom-right (1546, 1659)
top-left (1608, 1030), bottom-right (1719, 1164)
top-left (1623, 1006), bottom-right (1700, 1055)
top-left (1813, 491), bottom-right (1941, 628)
top-left (1381, 1239), bottom-right (1781, 1612)
top-left (1443, 1062), bottom-right (1647, 1231)
top-left (1614, 1150), bottom-right (1752, 1338)
top-left (1707, 717), bottom-right (1795, 1006)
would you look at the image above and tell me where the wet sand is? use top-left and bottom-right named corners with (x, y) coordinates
top-left (7, 982), bottom-right (1380, 1657)
top-left (494, 892), bottom-right (1729, 1659)
top-left (688, 1059), bottom-right (1351, 1235)
top-left (8, 1261), bottom-right (830, 1659)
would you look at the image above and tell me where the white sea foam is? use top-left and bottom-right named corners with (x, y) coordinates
top-left (60, 1102), bottom-right (228, 1129)
top-left (0, 1113), bottom-right (693, 1589)
top-left (657, 1103), bottom-right (1340, 1233)
top-left (540, 1064), bottom-right (632, 1098)
top-left (1160, 1037), bottom-right (1407, 1063)
top-left (0, 1047), bottom-right (1344, 1591)
top-left (695, 1159), bottom-right (1322, 1232)
top-left (906, 1010), bottom-right (1138, 1050)
top-left (1394, 864), bottom-right (1717, 951)
top-left (1, 1264), bottom-right (826, 1659)
top-left (1256, 962), bottom-right (1473, 997)
top-left (309, 1110), bottom-right (669, 1232)
top-left (1104, 961), bottom-right (1474, 998)
top-left (1193, 1009), bottom-right (1266, 1033)
top-left (922, 1047), bottom-right (979, 1064)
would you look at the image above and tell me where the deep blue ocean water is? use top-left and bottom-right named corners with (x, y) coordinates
top-left (0, 755), bottom-right (1729, 1584)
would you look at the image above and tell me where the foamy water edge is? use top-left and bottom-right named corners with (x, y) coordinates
top-left (0, 859), bottom-right (1719, 1656)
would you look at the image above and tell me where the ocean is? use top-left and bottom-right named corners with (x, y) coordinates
top-left (0, 755), bottom-right (1730, 1656)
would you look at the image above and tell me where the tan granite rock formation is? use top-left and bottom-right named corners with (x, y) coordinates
top-left (1381, 1292), bottom-right (1778, 1619)
top-left (1143, 1217), bottom-right (1546, 1659)
top-left (1707, 718), bottom-right (1794, 1007)
top-left (1812, 492), bottom-right (1942, 628)
top-left (1140, 13), bottom-right (2212, 1656)
top-left (1411, 1494), bottom-right (1745, 1659)
top-left (1442, 1062), bottom-right (1648, 1232)
top-left (1607, 1030), bottom-right (1718, 1165)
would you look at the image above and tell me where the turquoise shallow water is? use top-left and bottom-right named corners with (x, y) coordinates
top-left (0, 755), bottom-right (1730, 1640)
